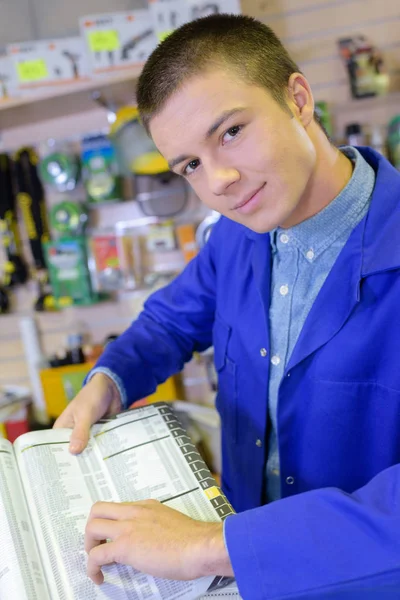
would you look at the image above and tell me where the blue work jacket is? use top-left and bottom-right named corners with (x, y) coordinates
top-left (94, 148), bottom-right (400, 599)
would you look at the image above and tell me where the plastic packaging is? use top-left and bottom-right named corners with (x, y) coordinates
top-left (88, 232), bottom-right (126, 291)
top-left (66, 333), bottom-right (85, 365)
top-left (39, 151), bottom-right (80, 192)
top-left (109, 106), bottom-right (157, 177)
top-left (44, 237), bottom-right (98, 306)
top-left (338, 35), bottom-right (389, 99)
top-left (50, 200), bottom-right (88, 236)
top-left (81, 135), bottom-right (122, 203)
top-left (345, 123), bottom-right (366, 146)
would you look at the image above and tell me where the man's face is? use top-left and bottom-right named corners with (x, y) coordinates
top-left (150, 69), bottom-right (317, 233)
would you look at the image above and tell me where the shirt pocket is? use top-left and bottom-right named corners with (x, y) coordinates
top-left (213, 315), bottom-right (238, 442)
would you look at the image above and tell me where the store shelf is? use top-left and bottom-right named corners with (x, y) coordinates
top-left (0, 67), bottom-right (142, 111)
top-left (0, 66), bottom-right (142, 131)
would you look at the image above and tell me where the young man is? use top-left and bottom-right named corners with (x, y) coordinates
top-left (55, 15), bottom-right (400, 599)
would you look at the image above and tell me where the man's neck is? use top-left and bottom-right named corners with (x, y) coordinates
top-left (281, 123), bottom-right (354, 229)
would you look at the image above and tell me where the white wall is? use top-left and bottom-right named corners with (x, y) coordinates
top-left (0, 0), bottom-right (146, 45)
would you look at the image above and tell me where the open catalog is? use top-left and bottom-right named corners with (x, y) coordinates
top-left (0, 402), bottom-right (242, 599)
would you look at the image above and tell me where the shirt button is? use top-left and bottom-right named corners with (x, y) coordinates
top-left (260, 347), bottom-right (268, 357)
top-left (279, 284), bottom-right (289, 296)
top-left (306, 249), bottom-right (315, 261)
top-left (280, 233), bottom-right (289, 244)
top-left (286, 476), bottom-right (295, 485)
top-left (271, 355), bottom-right (281, 366)
top-left (256, 439), bottom-right (262, 447)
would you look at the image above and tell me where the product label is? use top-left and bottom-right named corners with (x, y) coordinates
top-left (8, 37), bottom-right (88, 89)
top-left (88, 30), bottom-right (120, 53)
top-left (92, 236), bottom-right (120, 272)
top-left (16, 59), bottom-right (49, 83)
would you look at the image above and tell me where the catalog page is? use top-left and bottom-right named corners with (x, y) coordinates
top-left (92, 404), bottom-right (234, 523)
top-left (14, 403), bottom-right (234, 600)
top-left (0, 437), bottom-right (49, 600)
top-left (92, 404), bottom-right (236, 596)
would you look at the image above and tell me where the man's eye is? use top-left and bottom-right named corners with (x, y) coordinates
top-left (222, 125), bottom-right (242, 144)
top-left (183, 159), bottom-right (200, 176)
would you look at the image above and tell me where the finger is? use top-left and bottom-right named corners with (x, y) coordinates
top-left (85, 518), bottom-right (124, 554)
top-left (87, 541), bottom-right (118, 585)
top-left (53, 410), bottom-right (75, 430)
top-left (68, 414), bottom-right (93, 454)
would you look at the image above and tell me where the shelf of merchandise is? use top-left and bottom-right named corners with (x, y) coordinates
top-left (0, 67), bottom-right (143, 137)
top-left (0, 67), bottom-right (143, 111)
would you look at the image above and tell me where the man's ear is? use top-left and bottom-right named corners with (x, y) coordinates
top-left (286, 72), bottom-right (315, 128)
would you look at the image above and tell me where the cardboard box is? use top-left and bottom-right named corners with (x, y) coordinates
top-left (80, 10), bottom-right (157, 75)
top-left (7, 37), bottom-right (89, 92)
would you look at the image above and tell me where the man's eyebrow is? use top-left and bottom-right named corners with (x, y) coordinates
top-left (205, 107), bottom-right (246, 139)
top-left (167, 108), bottom-right (246, 171)
top-left (168, 154), bottom-right (191, 171)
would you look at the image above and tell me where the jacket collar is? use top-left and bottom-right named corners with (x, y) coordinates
top-left (244, 147), bottom-right (400, 277)
top-left (358, 147), bottom-right (400, 276)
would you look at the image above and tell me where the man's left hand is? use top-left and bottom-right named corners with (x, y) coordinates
top-left (85, 500), bottom-right (233, 584)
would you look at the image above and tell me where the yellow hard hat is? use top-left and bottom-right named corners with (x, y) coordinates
top-left (131, 151), bottom-right (169, 175)
top-left (109, 106), bottom-right (139, 136)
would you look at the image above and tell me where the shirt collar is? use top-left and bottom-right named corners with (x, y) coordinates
top-left (270, 146), bottom-right (375, 260)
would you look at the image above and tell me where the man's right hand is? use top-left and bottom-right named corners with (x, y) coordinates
top-left (53, 373), bottom-right (122, 454)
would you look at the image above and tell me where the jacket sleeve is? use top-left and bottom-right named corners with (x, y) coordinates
top-left (87, 220), bottom-right (219, 407)
top-left (225, 463), bottom-right (400, 599)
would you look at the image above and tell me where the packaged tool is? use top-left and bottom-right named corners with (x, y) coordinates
top-left (7, 37), bottom-right (88, 92)
top-left (81, 134), bottom-right (123, 203)
top-left (0, 153), bottom-right (29, 289)
top-left (14, 147), bottom-right (55, 311)
top-left (80, 11), bottom-right (157, 75)
top-left (338, 35), bottom-right (389, 99)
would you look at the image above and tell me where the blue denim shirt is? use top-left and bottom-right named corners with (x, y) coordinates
top-left (266, 146), bottom-right (376, 502)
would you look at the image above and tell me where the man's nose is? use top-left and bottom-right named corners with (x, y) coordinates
top-left (206, 164), bottom-right (240, 196)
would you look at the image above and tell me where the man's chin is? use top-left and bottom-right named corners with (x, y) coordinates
top-left (238, 214), bottom-right (279, 235)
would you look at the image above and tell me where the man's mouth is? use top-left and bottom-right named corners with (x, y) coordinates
top-left (232, 183), bottom-right (266, 212)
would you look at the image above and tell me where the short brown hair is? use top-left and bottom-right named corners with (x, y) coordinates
top-left (137, 14), bottom-right (301, 132)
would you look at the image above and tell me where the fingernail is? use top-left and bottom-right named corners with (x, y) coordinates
top-left (69, 442), bottom-right (82, 454)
